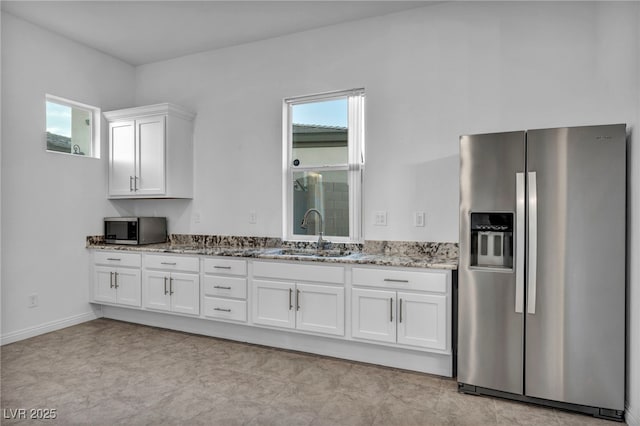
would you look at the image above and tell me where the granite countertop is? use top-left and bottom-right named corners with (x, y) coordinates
top-left (87, 235), bottom-right (458, 270)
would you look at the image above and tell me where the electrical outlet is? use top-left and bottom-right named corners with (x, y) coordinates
top-left (414, 211), bottom-right (426, 227)
top-left (29, 293), bottom-right (38, 308)
top-left (374, 211), bottom-right (387, 226)
top-left (249, 210), bottom-right (257, 224)
top-left (193, 211), bottom-right (201, 224)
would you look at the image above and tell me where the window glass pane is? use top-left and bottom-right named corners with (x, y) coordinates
top-left (293, 170), bottom-right (349, 238)
top-left (46, 100), bottom-right (92, 156)
top-left (292, 98), bottom-right (348, 167)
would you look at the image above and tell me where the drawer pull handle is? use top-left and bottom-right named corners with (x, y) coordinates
top-left (214, 266), bottom-right (232, 270)
top-left (107, 258), bottom-right (121, 261)
top-left (214, 308), bottom-right (231, 313)
top-left (213, 285), bottom-right (232, 290)
top-left (161, 262), bottom-right (177, 266)
top-left (384, 278), bottom-right (409, 283)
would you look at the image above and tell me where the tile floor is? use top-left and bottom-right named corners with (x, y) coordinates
top-left (0, 319), bottom-right (622, 425)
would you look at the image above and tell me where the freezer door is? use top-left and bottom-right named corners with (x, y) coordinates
top-left (525, 125), bottom-right (626, 410)
top-left (458, 131), bottom-right (526, 395)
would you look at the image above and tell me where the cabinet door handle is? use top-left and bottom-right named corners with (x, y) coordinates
top-left (164, 277), bottom-right (168, 295)
top-left (134, 176), bottom-right (138, 191)
top-left (110, 271), bottom-right (114, 288)
top-left (214, 266), bottom-right (232, 270)
top-left (169, 277), bottom-right (174, 295)
top-left (213, 285), bottom-right (232, 290)
top-left (161, 262), bottom-right (177, 266)
top-left (399, 299), bottom-right (403, 323)
top-left (214, 308), bottom-right (231, 313)
top-left (296, 289), bottom-right (301, 311)
top-left (384, 278), bottom-right (409, 283)
top-left (129, 176), bottom-right (134, 192)
top-left (289, 288), bottom-right (293, 310)
top-left (390, 297), bottom-right (393, 322)
top-left (107, 258), bottom-right (121, 261)
top-left (114, 272), bottom-right (119, 289)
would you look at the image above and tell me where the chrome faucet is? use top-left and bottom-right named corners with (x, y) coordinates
top-left (300, 208), bottom-right (331, 250)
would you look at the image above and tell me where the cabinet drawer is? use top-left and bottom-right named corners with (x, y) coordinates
top-left (145, 254), bottom-right (199, 272)
top-left (253, 261), bottom-right (344, 284)
top-left (203, 297), bottom-right (247, 322)
top-left (203, 276), bottom-right (247, 299)
top-left (203, 258), bottom-right (247, 276)
top-left (352, 268), bottom-right (448, 293)
top-left (94, 251), bottom-right (141, 268)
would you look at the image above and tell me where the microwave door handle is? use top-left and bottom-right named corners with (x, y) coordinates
top-left (527, 172), bottom-right (538, 315)
top-left (515, 173), bottom-right (525, 314)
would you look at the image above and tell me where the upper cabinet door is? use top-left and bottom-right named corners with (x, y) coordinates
top-left (108, 121), bottom-right (136, 196)
top-left (104, 103), bottom-right (195, 199)
top-left (136, 115), bottom-right (166, 196)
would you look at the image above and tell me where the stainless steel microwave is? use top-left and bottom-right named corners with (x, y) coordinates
top-left (104, 217), bottom-right (167, 245)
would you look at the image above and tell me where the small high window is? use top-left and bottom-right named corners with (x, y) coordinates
top-left (45, 94), bottom-right (100, 158)
top-left (283, 88), bottom-right (365, 243)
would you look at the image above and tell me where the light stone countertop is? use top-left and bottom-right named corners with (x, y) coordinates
top-left (87, 235), bottom-right (459, 270)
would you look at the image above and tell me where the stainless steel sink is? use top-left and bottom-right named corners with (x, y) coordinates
top-left (275, 248), bottom-right (353, 258)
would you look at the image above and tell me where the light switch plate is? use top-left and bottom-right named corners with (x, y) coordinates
top-left (374, 211), bottom-right (387, 226)
top-left (414, 211), bottom-right (425, 227)
top-left (249, 210), bottom-right (257, 224)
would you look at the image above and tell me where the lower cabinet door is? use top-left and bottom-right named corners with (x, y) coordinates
top-left (351, 288), bottom-right (397, 343)
top-left (252, 280), bottom-right (295, 329)
top-left (115, 268), bottom-right (142, 307)
top-left (143, 270), bottom-right (171, 311)
top-left (203, 297), bottom-right (247, 322)
top-left (170, 272), bottom-right (200, 316)
top-left (93, 266), bottom-right (117, 304)
top-left (396, 292), bottom-right (447, 350)
top-left (296, 283), bottom-right (344, 336)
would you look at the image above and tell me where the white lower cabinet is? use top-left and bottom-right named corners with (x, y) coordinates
top-left (94, 266), bottom-right (141, 307)
top-left (252, 280), bottom-right (345, 336)
top-left (351, 267), bottom-right (449, 351)
top-left (93, 252), bottom-right (142, 307)
top-left (252, 260), bottom-right (346, 337)
top-left (143, 255), bottom-right (200, 316)
top-left (203, 258), bottom-right (248, 323)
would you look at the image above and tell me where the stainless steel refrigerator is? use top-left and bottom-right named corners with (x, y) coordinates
top-left (458, 124), bottom-right (626, 421)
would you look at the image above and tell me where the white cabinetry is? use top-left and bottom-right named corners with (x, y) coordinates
top-left (202, 258), bottom-right (248, 323)
top-left (252, 261), bottom-right (345, 336)
top-left (143, 254), bottom-right (199, 316)
top-left (104, 103), bottom-right (195, 199)
top-left (92, 252), bottom-right (141, 307)
top-left (351, 267), bottom-right (449, 351)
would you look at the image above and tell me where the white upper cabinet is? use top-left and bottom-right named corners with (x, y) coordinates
top-left (104, 103), bottom-right (195, 199)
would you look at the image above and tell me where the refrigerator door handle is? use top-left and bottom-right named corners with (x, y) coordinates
top-left (515, 173), bottom-right (525, 314)
top-left (527, 171), bottom-right (538, 315)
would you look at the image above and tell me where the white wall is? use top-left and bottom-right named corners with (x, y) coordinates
top-left (133, 2), bottom-right (638, 244)
top-left (132, 2), bottom-right (640, 422)
top-left (0, 12), bottom-right (136, 342)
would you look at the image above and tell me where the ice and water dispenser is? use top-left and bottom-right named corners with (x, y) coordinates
top-left (470, 212), bottom-right (513, 269)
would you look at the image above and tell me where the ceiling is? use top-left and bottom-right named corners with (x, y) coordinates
top-left (1, 1), bottom-right (434, 66)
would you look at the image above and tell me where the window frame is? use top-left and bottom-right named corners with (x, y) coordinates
top-left (282, 88), bottom-right (365, 243)
top-left (45, 94), bottom-right (101, 158)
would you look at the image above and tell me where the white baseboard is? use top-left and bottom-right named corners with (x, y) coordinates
top-left (0, 309), bottom-right (102, 346)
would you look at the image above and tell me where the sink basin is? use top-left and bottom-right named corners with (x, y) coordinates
top-left (275, 248), bottom-right (353, 258)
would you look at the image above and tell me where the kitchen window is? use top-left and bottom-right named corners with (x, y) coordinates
top-left (283, 88), bottom-right (365, 243)
top-left (45, 94), bottom-right (100, 158)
